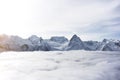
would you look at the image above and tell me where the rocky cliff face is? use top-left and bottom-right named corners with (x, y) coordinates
top-left (50, 36), bottom-right (68, 44)
top-left (67, 35), bottom-right (84, 50)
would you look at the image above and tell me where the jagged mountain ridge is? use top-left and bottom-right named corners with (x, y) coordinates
top-left (0, 34), bottom-right (120, 51)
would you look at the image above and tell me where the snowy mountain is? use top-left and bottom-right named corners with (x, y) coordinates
top-left (99, 39), bottom-right (120, 51)
top-left (50, 36), bottom-right (68, 44)
top-left (28, 35), bottom-right (42, 45)
top-left (0, 35), bottom-right (34, 51)
top-left (0, 34), bottom-right (120, 51)
top-left (66, 34), bottom-right (84, 50)
top-left (84, 41), bottom-right (100, 51)
top-left (28, 35), bottom-right (53, 51)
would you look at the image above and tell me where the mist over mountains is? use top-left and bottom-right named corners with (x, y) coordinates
top-left (0, 34), bottom-right (120, 52)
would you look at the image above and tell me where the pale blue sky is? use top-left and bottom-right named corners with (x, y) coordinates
top-left (0, 0), bottom-right (120, 40)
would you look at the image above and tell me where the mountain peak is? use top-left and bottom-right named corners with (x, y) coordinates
top-left (70, 34), bottom-right (82, 42)
top-left (72, 34), bottom-right (78, 38)
top-left (67, 34), bottom-right (84, 50)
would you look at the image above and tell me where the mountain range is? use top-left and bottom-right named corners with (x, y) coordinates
top-left (0, 34), bottom-right (120, 52)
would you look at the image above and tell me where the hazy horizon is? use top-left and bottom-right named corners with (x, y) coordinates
top-left (0, 0), bottom-right (120, 41)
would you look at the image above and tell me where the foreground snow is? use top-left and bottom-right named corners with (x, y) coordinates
top-left (0, 51), bottom-right (120, 80)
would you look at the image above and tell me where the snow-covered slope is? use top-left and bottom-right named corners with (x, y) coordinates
top-left (84, 41), bottom-right (100, 51)
top-left (50, 36), bottom-right (68, 44)
top-left (28, 35), bottom-right (42, 45)
top-left (66, 34), bottom-right (84, 50)
top-left (0, 35), bottom-right (34, 51)
top-left (97, 39), bottom-right (120, 51)
top-left (0, 34), bottom-right (120, 51)
top-left (0, 51), bottom-right (120, 80)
